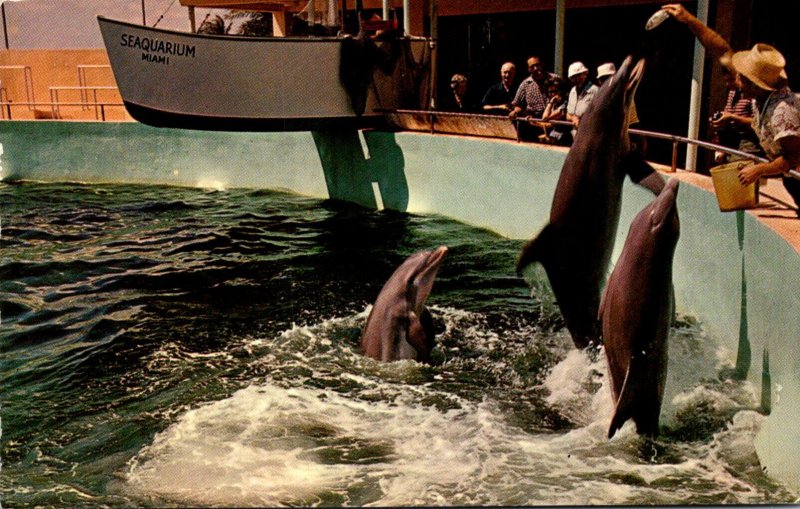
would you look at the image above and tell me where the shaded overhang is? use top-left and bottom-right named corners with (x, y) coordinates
top-left (177, 0), bottom-right (415, 11)
top-left (437, 0), bottom-right (665, 16)
top-left (178, 0), bottom-right (308, 12)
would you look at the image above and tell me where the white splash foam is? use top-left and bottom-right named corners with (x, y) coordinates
top-left (194, 178), bottom-right (227, 192)
top-left (543, 348), bottom-right (613, 427)
top-left (126, 386), bottom-right (364, 506)
top-left (126, 384), bottom-right (511, 506)
top-left (124, 312), bottom-right (791, 506)
top-left (127, 377), bottom-right (775, 507)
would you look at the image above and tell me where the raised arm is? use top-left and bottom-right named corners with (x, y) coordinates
top-left (661, 3), bottom-right (734, 67)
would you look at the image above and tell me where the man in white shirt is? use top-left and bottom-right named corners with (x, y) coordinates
top-left (566, 61), bottom-right (599, 139)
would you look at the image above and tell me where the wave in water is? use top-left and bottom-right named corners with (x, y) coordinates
top-left (123, 311), bottom-right (788, 507)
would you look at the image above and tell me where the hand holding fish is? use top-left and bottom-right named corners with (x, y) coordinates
top-left (661, 3), bottom-right (693, 24)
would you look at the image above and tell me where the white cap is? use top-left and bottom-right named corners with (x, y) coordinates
top-left (567, 61), bottom-right (589, 78)
top-left (597, 62), bottom-right (617, 78)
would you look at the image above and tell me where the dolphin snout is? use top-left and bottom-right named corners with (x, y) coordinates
top-left (626, 58), bottom-right (646, 92)
top-left (429, 245), bottom-right (449, 265)
top-left (650, 179), bottom-right (680, 229)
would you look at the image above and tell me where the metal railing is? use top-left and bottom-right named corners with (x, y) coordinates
top-left (385, 109), bottom-right (800, 186)
top-left (0, 100), bottom-right (127, 121)
top-left (77, 65), bottom-right (113, 110)
top-left (48, 86), bottom-right (120, 120)
top-left (0, 87), bottom-right (8, 118)
top-left (0, 65), bottom-right (35, 110)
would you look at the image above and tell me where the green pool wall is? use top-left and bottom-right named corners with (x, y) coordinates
top-left (0, 120), bottom-right (797, 491)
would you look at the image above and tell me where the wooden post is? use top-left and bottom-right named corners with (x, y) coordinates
top-left (272, 11), bottom-right (287, 36)
top-left (554, 0), bottom-right (565, 76)
top-left (189, 6), bottom-right (196, 32)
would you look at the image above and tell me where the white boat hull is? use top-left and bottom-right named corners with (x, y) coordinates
top-left (98, 17), bottom-right (407, 131)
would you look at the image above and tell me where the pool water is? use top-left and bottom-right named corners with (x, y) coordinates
top-left (0, 182), bottom-right (794, 507)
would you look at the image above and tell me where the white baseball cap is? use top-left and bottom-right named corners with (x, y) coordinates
top-left (597, 62), bottom-right (617, 78)
top-left (567, 61), bottom-right (589, 78)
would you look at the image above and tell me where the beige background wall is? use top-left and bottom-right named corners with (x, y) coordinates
top-left (0, 49), bottom-right (128, 121)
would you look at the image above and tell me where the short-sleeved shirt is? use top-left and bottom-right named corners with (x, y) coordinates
top-left (566, 81), bottom-right (599, 119)
top-left (567, 81), bottom-right (599, 137)
top-left (481, 82), bottom-right (516, 113)
top-left (752, 86), bottom-right (800, 161)
top-left (512, 75), bottom-right (553, 118)
top-left (724, 88), bottom-right (756, 138)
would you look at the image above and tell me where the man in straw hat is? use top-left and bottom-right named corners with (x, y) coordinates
top-left (662, 3), bottom-right (800, 214)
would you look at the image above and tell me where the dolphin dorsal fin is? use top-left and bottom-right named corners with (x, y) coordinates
top-left (516, 223), bottom-right (556, 275)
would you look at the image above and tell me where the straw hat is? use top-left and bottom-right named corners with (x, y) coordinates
top-left (731, 43), bottom-right (787, 91)
top-left (567, 61), bottom-right (589, 78)
top-left (597, 62), bottom-right (616, 79)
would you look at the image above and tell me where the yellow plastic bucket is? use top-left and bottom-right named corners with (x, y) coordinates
top-left (710, 162), bottom-right (759, 212)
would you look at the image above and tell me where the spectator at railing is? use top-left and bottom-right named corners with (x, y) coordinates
top-left (441, 73), bottom-right (477, 113)
top-left (480, 62), bottom-right (517, 115)
top-left (709, 67), bottom-right (762, 164)
top-left (597, 61), bottom-right (648, 155)
top-left (566, 61), bottom-right (599, 139)
top-left (534, 76), bottom-right (571, 145)
top-left (663, 3), bottom-right (800, 215)
top-left (509, 55), bottom-right (558, 141)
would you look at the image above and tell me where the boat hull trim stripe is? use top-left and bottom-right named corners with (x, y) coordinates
top-left (122, 100), bottom-right (386, 131)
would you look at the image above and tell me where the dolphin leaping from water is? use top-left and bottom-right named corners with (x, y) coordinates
top-left (601, 178), bottom-right (680, 439)
top-left (361, 246), bottom-right (448, 362)
top-left (516, 56), bottom-right (664, 349)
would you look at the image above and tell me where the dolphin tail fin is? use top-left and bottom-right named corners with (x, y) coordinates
top-left (516, 223), bottom-right (555, 275)
top-left (608, 358), bottom-right (662, 439)
top-left (608, 364), bottom-right (636, 439)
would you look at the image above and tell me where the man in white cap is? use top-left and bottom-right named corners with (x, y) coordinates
top-left (566, 61), bottom-right (599, 138)
top-left (663, 3), bottom-right (800, 214)
top-left (597, 62), bottom-right (639, 125)
top-left (596, 62), bottom-right (616, 86)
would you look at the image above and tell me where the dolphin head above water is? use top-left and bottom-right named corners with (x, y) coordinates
top-left (361, 246), bottom-right (449, 362)
top-left (581, 55), bottom-right (645, 143)
top-left (629, 177), bottom-right (681, 263)
top-left (647, 177), bottom-right (680, 240)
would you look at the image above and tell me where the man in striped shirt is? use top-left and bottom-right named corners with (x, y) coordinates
top-left (710, 68), bottom-right (762, 163)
